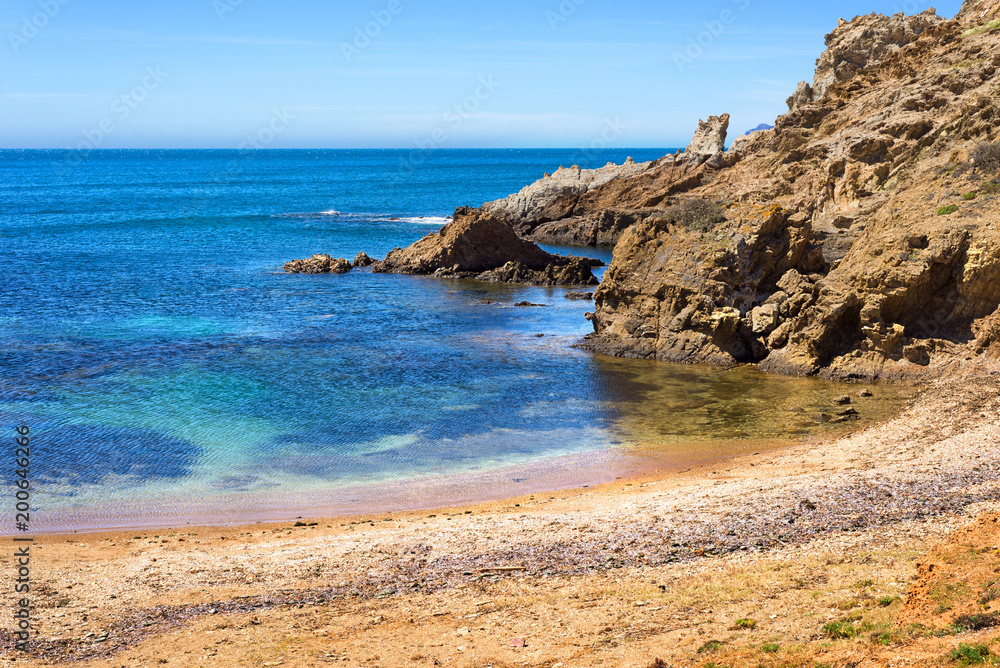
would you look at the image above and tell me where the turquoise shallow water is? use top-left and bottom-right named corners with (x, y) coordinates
top-left (1, 149), bottom-right (908, 532)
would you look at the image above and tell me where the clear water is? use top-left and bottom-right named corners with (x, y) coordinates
top-left (1, 149), bottom-right (912, 531)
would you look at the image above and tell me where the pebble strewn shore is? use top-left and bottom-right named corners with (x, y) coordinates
top-left (4, 376), bottom-right (1000, 665)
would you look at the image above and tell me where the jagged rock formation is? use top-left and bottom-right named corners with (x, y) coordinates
top-left (574, 0), bottom-right (1000, 380)
top-left (353, 251), bottom-right (374, 267)
top-left (480, 158), bottom-right (662, 245)
top-left (788, 9), bottom-right (945, 111)
top-left (285, 255), bottom-right (353, 274)
top-left (370, 208), bottom-right (599, 286)
top-left (684, 113), bottom-right (730, 167)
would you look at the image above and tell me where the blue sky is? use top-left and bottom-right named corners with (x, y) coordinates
top-left (1, 0), bottom-right (963, 149)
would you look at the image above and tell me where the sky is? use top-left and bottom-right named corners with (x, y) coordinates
top-left (1, 0), bottom-right (965, 149)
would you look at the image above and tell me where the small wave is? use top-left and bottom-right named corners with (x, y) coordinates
top-left (273, 210), bottom-right (342, 219)
top-left (378, 215), bottom-right (451, 226)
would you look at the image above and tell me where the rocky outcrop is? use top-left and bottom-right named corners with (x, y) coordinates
top-left (476, 257), bottom-right (599, 287)
top-left (684, 114), bottom-right (730, 167)
top-left (353, 251), bottom-right (375, 267)
top-left (523, 208), bottom-right (665, 246)
top-left (575, 0), bottom-right (1000, 380)
top-left (584, 204), bottom-right (823, 365)
top-left (370, 208), bottom-right (599, 286)
top-left (479, 121), bottom-right (734, 247)
top-left (481, 158), bottom-right (659, 238)
top-left (285, 255), bottom-right (353, 274)
top-left (788, 9), bottom-right (945, 111)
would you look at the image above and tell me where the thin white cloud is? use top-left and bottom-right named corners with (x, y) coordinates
top-left (2, 93), bottom-right (101, 99)
top-left (175, 35), bottom-right (319, 47)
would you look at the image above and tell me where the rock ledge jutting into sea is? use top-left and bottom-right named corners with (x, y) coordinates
top-left (369, 207), bottom-right (600, 286)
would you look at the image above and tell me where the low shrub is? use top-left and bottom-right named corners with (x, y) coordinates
top-left (964, 191), bottom-right (979, 200)
top-left (954, 613), bottom-right (1000, 630)
top-left (938, 204), bottom-right (959, 216)
top-left (948, 642), bottom-right (993, 665)
top-left (734, 617), bottom-right (757, 630)
top-left (972, 141), bottom-right (1000, 175)
top-left (761, 643), bottom-right (780, 653)
top-left (666, 199), bottom-right (728, 232)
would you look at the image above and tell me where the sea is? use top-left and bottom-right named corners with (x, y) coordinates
top-left (0, 149), bottom-right (910, 532)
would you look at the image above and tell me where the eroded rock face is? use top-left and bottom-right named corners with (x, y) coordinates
top-left (370, 208), bottom-right (598, 286)
top-left (684, 114), bottom-right (730, 166)
top-left (481, 158), bottom-right (658, 234)
top-left (584, 204), bottom-right (822, 365)
top-left (284, 255), bottom-right (353, 275)
top-left (579, 0), bottom-right (1000, 380)
top-left (788, 9), bottom-right (945, 111)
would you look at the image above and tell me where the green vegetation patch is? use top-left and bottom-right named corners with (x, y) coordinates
top-left (761, 643), bottom-right (780, 653)
top-left (697, 639), bottom-right (728, 654)
top-left (938, 204), bottom-right (960, 216)
top-left (822, 620), bottom-right (860, 639)
top-left (963, 18), bottom-right (1000, 38)
top-left (963, 191), bottom-right (979, 200)
top-left (733, 617), bottom-right (757, 630)
top-left (949, 642), bottom-right (996, 665)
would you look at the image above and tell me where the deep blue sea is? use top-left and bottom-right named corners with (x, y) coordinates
top-left (1, 149), bottom-right (900, 531)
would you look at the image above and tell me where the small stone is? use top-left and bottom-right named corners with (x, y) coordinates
top-left (833, 396), bottom-right (851, 405)
top-left (858, 389), bottom-right (874, 397)
top-left (457, 627), bottom-right (470, 636)
top-left (838, 408), bottom-right (859, 416)
top-left (510, 637), bottom-right (526, 648)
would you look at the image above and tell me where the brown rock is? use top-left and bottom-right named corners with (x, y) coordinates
top-left (557, 2), bottom-right (1000, 380)
top-left (370, 208), bottom-right (598, 286)
top-left (284, 255), bottom-right (353, 275)
top-left (353, 252), bottom-right (375, 267)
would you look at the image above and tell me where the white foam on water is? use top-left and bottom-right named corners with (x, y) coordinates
top-left (377, 215), bottom-right (451, 226)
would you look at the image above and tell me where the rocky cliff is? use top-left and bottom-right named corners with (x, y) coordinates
top-left (478, 0), bottom-right (1000, 380)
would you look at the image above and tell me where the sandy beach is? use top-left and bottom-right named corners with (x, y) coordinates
top-left (5, 373), bottom-right (1000, 667)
